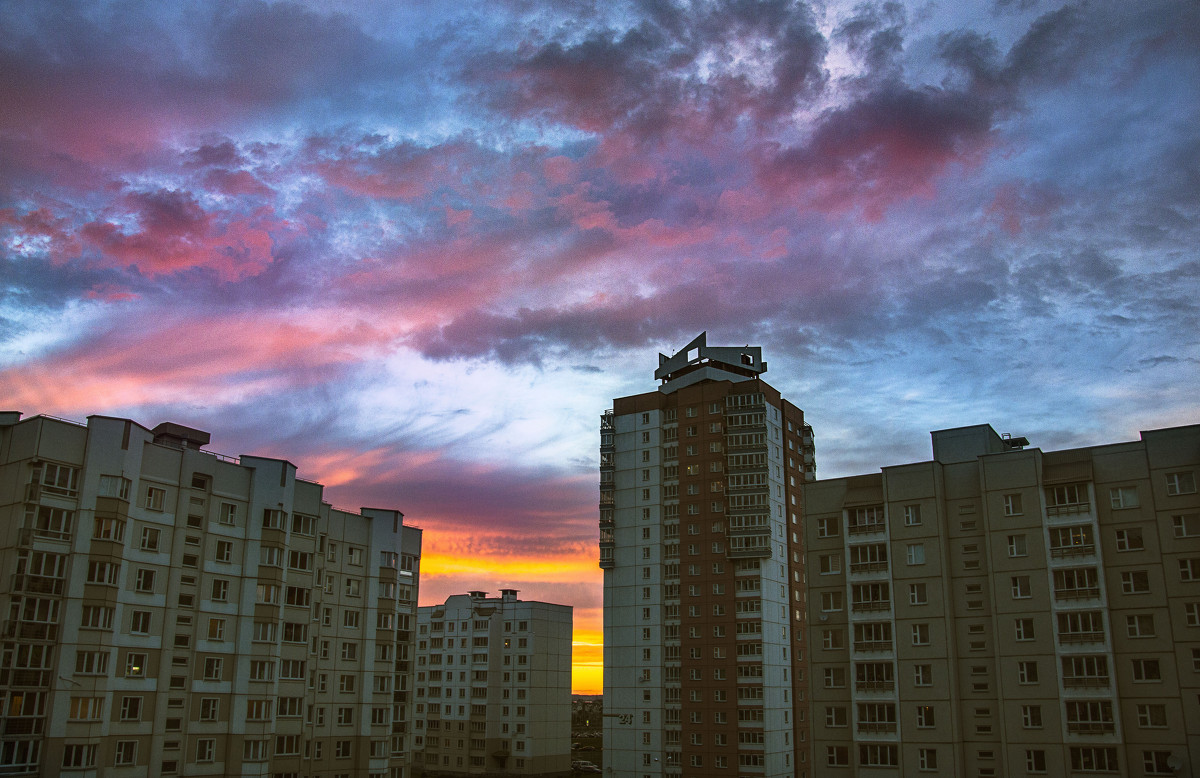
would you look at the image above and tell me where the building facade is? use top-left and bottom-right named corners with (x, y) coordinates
top-left (601, 333), bottom-right (816, 778)
top-left (806, 422), bottom-right (1200, 777)
top-left (0, 411), bottom-right (422, 777)
top-left (413, 590), bottom-right (572, 776)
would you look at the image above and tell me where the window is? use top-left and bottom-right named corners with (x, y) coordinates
top-left (819, 554), bottom-right (841, 574)
top-left (200, 698), bottom-right (219, 721)
top-left (912, 623), bottom-right (930, 646)
top-left (916, 705), bottom-right (935, 728)
top-left (144, 485), bottom-right (166, 510)
top-left (1008, 534), bottom-right (1027, 557)
top-left (821, 591), bottom-right (843, 612)
top-left (907, 543), bottom-right (925, 565)
top-left (1132, 658), bottom-right (1161, 682)
top-left (1069, 747), bottom-right (1118, 772)
top-left (343, 611), bottom-right (360, 629)
top-left (1144, 750), bottom-right (1173, 775)
top-left (823, 667), bottom-right (846, 688)
top-left (1026, 749), bottom-right (1047, 773)
top-left (1174, 513), bottom-right (1200, 538)
top-left (140, 526), bottom-right (159, 550)
top-left (206, 617), bottom-right (227, 641)
top-left (914, 664), bottom-right (932, 686)
top-left (75, 650), bottom-right (110, 676)
top-left (859, 744), bottom-right (898, 767)
top-left (203, 657), bottom-right (223, 680)
top-left (1187, 602), bottom-right (1200, 626)
top-left (243, 739), bottom-right (268, 761)
top-left (1109, 486), bottom-right (1139, 509)
top-left (918, 748), bottom-right (938, 770)
top-left (114, 740), bottom-right (137, 766)
top-left (1121, 570), bottom-right (1150, 594)
top-left (256, 583), bottom-right (279, 604)
top-left (250, 660), bottom-right (276, 681)
top-left (93, 517), bottom-right (126, 541)
top-left (1015, 618), bottom-right (1035, 641)
top-left (1108, 532), bottom-right (1142, 558)
top-left (1012, 575), bottom-right (1031, 599)
top-left (130, 610), bottom-right (151, 634)
top-left (1022, 704), bottom-right (1042, 728)
top-left (1181, 558), bottom-right (1200, 582)
top-left (119, 696), bottom-right (142, 721)
top-left (62, 744), bottom-right (98, 769)
top-left (124, 652), bottom-right (147, 677)
top-left (822, 629), bottom-right (844, 650)
top-left (816, 517), bottom-right (838, 537)
top-left (134, 568), bottom-right (156, 593)
top-left (1003, 493), bottom-right (1022, 516)
top-left (909, 583), bottom-right (928, 605)
top-left (68, 696), bottom-right (104, 721)
top-left (211, 578), bottom-right (229, 602)
top-left (215, 541), bottom-right (233, 563)
top-left (1137, 704), bottom-right (1167, 728)
top-left (1017, 661), bottom-right (1038, 684)
top-left (824, 706), bottom-right (847, 727)
top-left (1126, 613), bottom-right (1155, 638)
top-left (246, 701), bottom-right (272, 725)
top-left (826, 746), bottom-right (849, 767)
top-left (86, 560), bottom-right (120, 585)
top-left (1167, 471), bottom-right (1196, 496)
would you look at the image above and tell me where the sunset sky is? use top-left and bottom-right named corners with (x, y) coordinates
top-left (2, 0), bottom-right (1197, 693)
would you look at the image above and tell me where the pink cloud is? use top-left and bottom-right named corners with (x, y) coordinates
top-left (73, 190), bottom-right (292, 281)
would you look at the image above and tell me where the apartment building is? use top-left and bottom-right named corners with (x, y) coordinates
top-left (600, 333), bottom-right (816, 778)
top-left (0, 411), bottom-right (422, 777)
top-left (806, 422), bottom-right (1200, 777)
top-left (412, 590), bottom-right (572, 776)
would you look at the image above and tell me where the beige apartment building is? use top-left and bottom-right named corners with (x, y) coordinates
top-left (412, 590), bottom-right (572, 776)
top-left (601, 333), bottom-right (817, 778)
top-left (0, 411), bottom-right (422, 777)
top-left (806, 422), bottom-right (1200, 777)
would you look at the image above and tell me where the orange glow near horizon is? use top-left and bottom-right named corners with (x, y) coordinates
top-left (419, 547), bottom-right (604, 694)
top-left (572, 626), bottom-right (603, 695)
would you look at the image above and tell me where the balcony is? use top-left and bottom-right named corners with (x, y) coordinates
top-left (1066, 721), bottom-right (1115, 735)
top-left (9, 575), bottom-right (64, 596)
top-left (849, 562), bottom-right (889, 574)
top-left (0, 717), bottom-right (45, 736)
top-left (852, 601), bottom-right (891, 613)
top-left (856, 722), bottom-right (897, 734)
top-left (848, 522), bottom-right (886, 536)
top-left (1047, 502), bottom-right (1091, 518)
top-left (1063, 675), bottom-right (1110, 689)
top-left (1054, 587), bottom-right (1101, 601)
top-left (1050, 544), bottom-right (1095, 559)
top-left (854, 680), bottom-right (894, 693)
top-left (853, 641), bottom-right (893, 653)
top-left (1059, 631), bottom-right (1105, 645)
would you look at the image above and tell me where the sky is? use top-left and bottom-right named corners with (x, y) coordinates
top-left (2, 0), bottom-right (1197, 694)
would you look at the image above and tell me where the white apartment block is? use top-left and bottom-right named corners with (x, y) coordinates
top-left (601, 333), bottom-right (816, 778)
top-left (0, 411), bottom-right (422, 777)
top-left (413, 590), bottom-right (572, 776)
